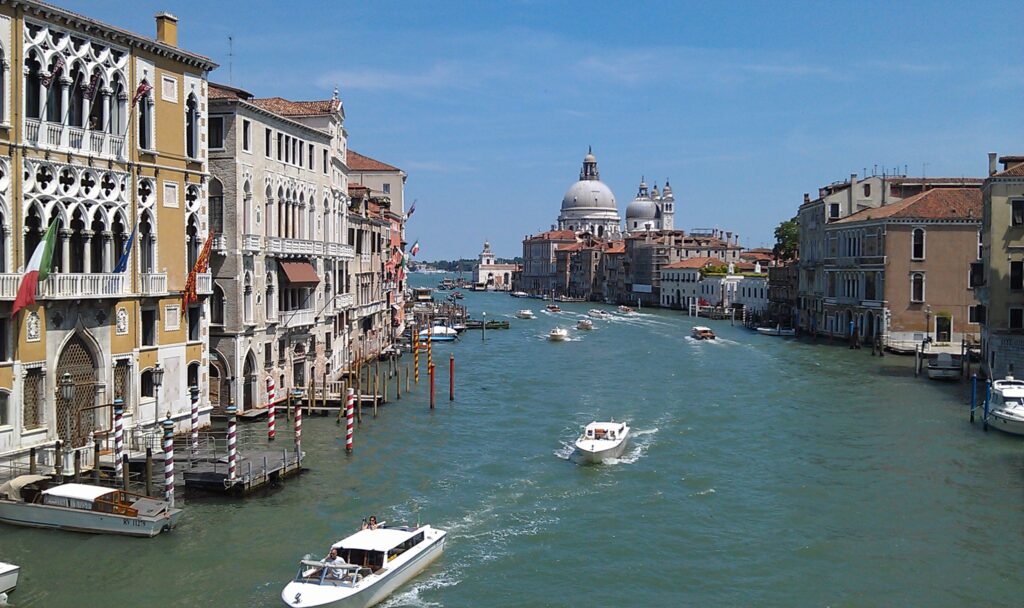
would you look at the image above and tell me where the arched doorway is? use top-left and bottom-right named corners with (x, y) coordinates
top-left (55, 333), bottom-right (99, 448)
top-left (865, 311), bottom-right (875, 339)
top-left (209, 352), bottom-right (229, 414)
top-left (243, 351), bottom-right (257, 411)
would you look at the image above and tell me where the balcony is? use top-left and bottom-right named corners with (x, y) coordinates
top-left (0, 274), bottom-right (20, 299)
top-left (197, 272), bottom-right (213, 296)
top-left (334, 293), bottom-right (354, 309)
top-left (139, 273), bottom-right (168, 296)
top-left (243, 234), bottom-right (262, 252)
top-left (266, 236), bottom-right (316, 257)
top-left (25, 118), bottom-right (125, 159)
top-left (278, 307), bottom-right (315, 328)
top-left (38, 273), bottom-right (129, 299)
top-left (211, 234), bottom-right (227, 252)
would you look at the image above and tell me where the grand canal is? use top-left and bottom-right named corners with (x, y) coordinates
top-left (4, 278), bottom-right (1024, 607)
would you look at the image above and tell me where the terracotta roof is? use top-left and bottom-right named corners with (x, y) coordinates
top-left (347, 150), bottom-right (401, 172)
top-left (887, 177), bottom-right (983, 185)
top-left (528, 230), bottom-right (577, 241)
top-left (557, 243), bottom-right (585, 252)
top-left (835, 187), bottom-right (982, 223)
top-left (250, 97), bottom-right (340, 117)
top-left (662, 256), bottom-right (725, 270)
top-left (605, 242), bottom-right (626, 254)
top-left (992, 160), bottom-right (1024, 178)
top-left (740, 251), bottom-right (774, 262)
top-left (209, 82), bottom-right (252, 100)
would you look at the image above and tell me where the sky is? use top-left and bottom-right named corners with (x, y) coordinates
top-left (58, 0), bottom-right (1023, 259)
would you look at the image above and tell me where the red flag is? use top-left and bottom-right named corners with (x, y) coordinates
top-left (41, 55), bottom-right (65, 87)
top-left (84, 72), bottom-right (101, 101)
top-left (132, 81), bottom-right (153, 107)
top-left (182, 230), bottom-right (214, 314)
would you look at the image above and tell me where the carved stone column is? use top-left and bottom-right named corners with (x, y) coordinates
top-left (101, 230), bottom-right (113, 273)
top-left (59, 228), bottom-right (71, 273)
top-left (81, 229), bottom-right (94, 273)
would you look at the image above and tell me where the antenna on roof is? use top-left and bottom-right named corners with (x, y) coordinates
top-left (227, 36), bottom-right (234, 85)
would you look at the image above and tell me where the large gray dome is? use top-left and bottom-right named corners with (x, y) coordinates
top-left (561, 180), bottom-right (617, 211)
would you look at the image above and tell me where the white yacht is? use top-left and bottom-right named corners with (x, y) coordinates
top-left (0, 476), bottom-right (181, 537)
top-left (0, 561), bottom-right (18, 598)
top-left (417, 326), bottom-right (458, 343)
top-left (574, 421), bottom-right (631, 463)
top-left (588, 309), bottom-right (611, 319)
top-left (987, 372), bottom-right (1024, 436)
top-left (548, 328), bottom-right (569, 342)
top-left (755, 326), bottom-right (796, 337)
top-left (617, 305), bottom-right (635, 315)
top-left (576, 319), bottom-right (594, 331)
top-left (516, 309), bottom-right (535, 319)
top-left (282, 525), bottom-right (447, 608)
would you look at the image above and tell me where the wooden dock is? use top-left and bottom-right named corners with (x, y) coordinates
top-left (182, 448), bottom-right (303, 496)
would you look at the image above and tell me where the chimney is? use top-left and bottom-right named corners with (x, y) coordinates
top-left (734, 234), bottom-right (739, 247)
top-left (989, 152), bottom-right (998, 176)
top-left (156, 12), bottom-right (178, 47)
top-left (803, 193), bottom-right (810, 204)
top-left (725, 231), bottom-right (732, 245)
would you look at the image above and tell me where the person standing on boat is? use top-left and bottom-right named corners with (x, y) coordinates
top-left (322, 548), bottom-right (346, 579)
top-left (361, 516), bottom-right (380, 530)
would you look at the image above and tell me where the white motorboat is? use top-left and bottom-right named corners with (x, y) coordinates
top-left (0, 476), bottom-right (181, 537)
top-left (417, 326), bottom-right (458, 342)
top-left (755, 326), bottom-right (796, 337)
top-left (691, 326), bottom-right (716, 340)
top-left (516, 309), bottom-right (535, 319)
top-left (548, 328), bottom-right (569, 341)
top-left (0, 562), bottom-right (18, 597)
top-left (510, 291), bottom-right (529, 298)
top-left (926, 353), bottom-right (962, 380)
top-left (588, 309), bottom-right (611, 319)
top-left (986, 373), bottom-right (1024, 436)
top-left (576, 319), bottom-right (594, 331)
top-left (282, 525), bottom-right (447, 608)
top-left (574, 421), bottom-right (631, 463)
top-left (617, 305), bottom-right (635, 314)
top-left (545, 304), bottom-right (562, 313)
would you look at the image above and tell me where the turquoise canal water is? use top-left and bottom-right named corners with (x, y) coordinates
top-left (4, 276), bottom-right (1024, 607)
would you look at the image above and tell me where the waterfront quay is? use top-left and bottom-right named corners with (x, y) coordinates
top-left (5, 283), bottom-right (1024, 606)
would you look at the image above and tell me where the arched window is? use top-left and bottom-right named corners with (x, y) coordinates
top-left (185, 93), bottom-right (198, 158)
top-left (0, 209), bottom-right (7, 273)
top-left (137, 79), bottom-right (152, 149)
top-left (139, 211), bottom-right (155, 273)
top-left (0, 48), bottom-right (7, 122)
top-left (86, 69), bottom-right (103, 130)
top-left (911, 272), bottom-right (925, 303)
top-left (242, 180), bottom-right (253, 235)
top-left (141, 369), bottom-right (155, 398)
top-left (209, 178), bottom-right (224, 236)
top-left (187, 362), bottom-right (200, 391)
top-left (24, 52), bottom-right (42, 119)
top-left (186, 213), bottom-right (199, 269)
top-left (265, 272), bottom-right (275, 320)
top-left (69, 208), bottom-right (86, 273)
top-left (243, 272), bottom-right (253, 324)
top-left (44, 56), bottom-right (63, 122)
top-left (89, 214), bottom-right (104, 273)
top-left (111, 213), bottom-right (126, 272)
top-left (211, 284), bottom-right (225, 325)
top-left (68, 63), bottom-right (85, 127)
top-left (911, 228), bottom-right (925, 260)
top-left (110, 76), bottom-right (126, 135)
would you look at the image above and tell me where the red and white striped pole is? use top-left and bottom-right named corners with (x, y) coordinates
top-left (189, 385), bottom-right (200, 460)
top-left (226, 404), bottom-right (238, 482)
top-left (294, 395), bottom-right (302, 463)
top-left (162, 417), bottom-right (175, 507)
top-left (345, 387), bottom-right (354, 453)
top-left (113, 398), bottom-right (125, 483)
top-left (267, 376), bottom-right (276, 441)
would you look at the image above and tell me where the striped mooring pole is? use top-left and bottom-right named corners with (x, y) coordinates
top-left (267, 376), bottom-right (277, 441)
top-left (294, 393), bottom-right (303, 463)
top-left (113, 398), bottom-right (125, 484)
top-left (162, 417), bottom-right (175, 508)
top-left (345, 388), bottom-right (355, 453)
top-left (427, 324), bottom-right (433, 371)
top-left (414, 327), bottom-right (420, 384)
top-left (226, 404), bottom-right (238, 481)
top-left (189, 385), bottom-right (200, 459)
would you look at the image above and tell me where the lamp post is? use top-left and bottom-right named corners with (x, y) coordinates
top-left (153, 363), bottom-right (165, 420)
top-left (925, 304), bottom-right (933, 345)
top-left (481, 311), bottom-right (486, 342)
top-left (56, 373), bottom-right (75, 477)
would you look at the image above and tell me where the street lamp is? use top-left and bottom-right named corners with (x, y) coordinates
top-left (924, 305), bottom-right (933, 345)
top-left (58, 372), bottom-right (75, 402)
top-left (153, 363), bottom-right (166, 419)
top-left (481, 311), bottom-right (486, 341)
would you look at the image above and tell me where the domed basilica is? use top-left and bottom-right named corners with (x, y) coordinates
top-left (556, 148), bottom-right (622, 238)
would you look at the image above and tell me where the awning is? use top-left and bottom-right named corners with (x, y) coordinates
top-left (280, 261), bottom-right (320, 286)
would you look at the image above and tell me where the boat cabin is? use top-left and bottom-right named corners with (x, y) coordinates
top-left (412, 288), bottom-right (434, 303)
top-left (582, 422), bottom-right (625, 442)
top-left (0, 477), bottom-right (167, 518)
top-left (691, 326), bottom-right (716, 340)
top-left (991, 377), bottom-right (1024, 408)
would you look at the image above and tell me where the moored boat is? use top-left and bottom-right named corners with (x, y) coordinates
top-left (548, 327), bottom-right (569, 341)
top-left (574, 421), bottom-right (630, 463)
top-left (417, 326), bottom-right (459, 342)
top-left (588, 309), bottom-right (611, 319)
top-left (926, 353), bottom-right (962, 381)
top-left (282, 524), bottom-right (447, 608)
top-left (755, 326), bottom-right (796, 337)
top-left (0, 476), bottom-right (181, 537)
top-left (691, 326), bottom-right (716, 340)
top-left (510, 291), bottom-right (529, 298)
top-left (986, 371), bottom-right (1024, 435)
top-left (576, 319), bottom-right (594, 331)
top-left (0, 561), bottom-right (18, 597)
top-left (516, 309), bottom-right (535, 319)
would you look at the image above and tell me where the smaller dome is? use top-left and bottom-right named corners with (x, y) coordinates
top-left (626, 197), bottom-right (657, 220)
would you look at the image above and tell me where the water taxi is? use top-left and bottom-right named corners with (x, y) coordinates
top-left (574, 421), bottom-right (630, 463)
top-left (516, 309), bottom-right (535, 319)
top-left (617, 305), bottom-right (634, 314)
top-left (452, 291), bottom-right (465, 300)
top-left (545, 304), bottom-right (562, 313)
top-left (417, 326), bottom-right (458, 343)
top-left (986, 371), bottom-right (1024, 435)
top-left (576, 319), bottom-right (594, 331)
top-left (691, 326), bottom-right (716, 340)
top-left (0, 476), bottom-right (181, 537)
top-left (755, 326), bottom-right (796, 337)
top-left (548, 328), bottom-right (569, 341)
top-left (588, 309), bottom-right (611, 319)
top-left (282, 524), bottom-right (447, 608)
top-left (0, 561), bottom-right (18, 597)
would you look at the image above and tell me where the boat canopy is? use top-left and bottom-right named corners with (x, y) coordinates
top-left (333, 528), bottom-right (418, 553)
top-left (41, 483), bottom-right (116, 502)
top-left (0, 474), bottom-right (50, 501)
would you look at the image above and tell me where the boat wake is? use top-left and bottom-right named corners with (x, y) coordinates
top-left (381, 571), bottom-right (460, 608)
top-left (602, 426), bottom-right (658, 465)
top-left (553, 441), bottom-right (575, 460)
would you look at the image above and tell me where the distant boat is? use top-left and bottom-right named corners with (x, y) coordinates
top-left (546, 304), bottom-right (562, 313)
top-left (755, 326), bottom-right (796, 337)
top-left (452, 291), bottom-right (465, 300)
top-left (617, 305), bottom-right (634, 314)
top-left (926, 353), bottom-right (961, 380)
top-left (576, 319), bottom-right (594, 331)
top-left (548, 328), bottom-right (569, 342)
top-left (0, 561), bottom-right (18, 598)
top-left (691, 326), bottom-right (716, 340)
top-left (417, 326), bottom-right (459, 342)
top-left (510, 291), bottom-right (529, 298)
top-left (516, 310), bottom-right (535, 319)
top-left (574, 421), bottom-right (630, 463)
top-left (588, 309), bottom-right (611, 319)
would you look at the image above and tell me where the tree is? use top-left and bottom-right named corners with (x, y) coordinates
top-left (773, 216), bottom-right (799, 261)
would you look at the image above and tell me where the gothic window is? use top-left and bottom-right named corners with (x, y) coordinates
top-left (44, 57), bottom-right (63, 122)
top-left (185, 93), bottom-right (198, 158)
top-left (243, 272), bottom-right (253, 324)
top-left (209, 178), bottom-right (224, 236)
top-left (0, 48), bottom-right (7, 122)
top-left (110, 76), bottom-right (126, 135)
top-left (68, 63), bottom-right (85, 127)
top-left (186, 213), bottom-right (199, 270)
top-left (139, 210), bottom-right (155, 273)
top-left (242, 180), bottom-right (253, 235)
top-left (0, 209), bottom-right (7, 273)
top-left (86, 69), bottom-right (103, 130)
top-left (111, 213), bottom-right (126, 272)
top-left (137, 79), bottom-right (153, 150)
top-left (89, 213), bottom-right (105, 273)
top-left (264, 184), bottom-right (274, 238)
top-left (265, 272), bottom-right (275, 320)
top-left (69, 208), bottom-right (86, 273)
top-left (22, 368), bottom-right (43, 429)
top-left (211, 285), bottom-right (225, 325)
top-left (24, 53), bottom-right (42, 119)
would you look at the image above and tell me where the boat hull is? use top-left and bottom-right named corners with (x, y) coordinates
top-left (0, 562), bottom-right (18, 595)
top-left (755, 328), bottom-right (795, 337)
top-left (0, 500), bottom-right (181, 537)
top-left (282, 534), bottom-right (446, 608)
top-left (987, 410), bottom-right (1024, 436)
top-left (574, 436), bottom-right (630, 463)
top-left (926, 367), bottom-right (961, 381)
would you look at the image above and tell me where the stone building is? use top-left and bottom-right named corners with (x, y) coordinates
top-left (0, 5), bottom-right (217, 467)
top-left (347, 184), bottom-right (393, 360)
top-left (625, 178), bottom-right (676, 233)
top-left (475, 241), bottom-right (518, 290)
top-left (767, 263), bottom-right (799, 327)
top-left (206, 83), bottom-right (353, 412)
top-left (975, 154), bottom-right (1024, 377)
top-left (517, 229), bottom-right (577, 295)
top-left (659, 257), bottom-right (725, 309)
top-left (556, 148), bottom-right (621, 238)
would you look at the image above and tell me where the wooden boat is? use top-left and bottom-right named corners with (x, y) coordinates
top-left (282, 524), bottom-right (447, 608)
top-left (0, 561), bottom-right (18, 597)
top-left (0, 476), bottom-right (181, 537)
top-left (691, 326), bottom-right (716, 340)
top-left (574, 421), bottom-right (630, 463)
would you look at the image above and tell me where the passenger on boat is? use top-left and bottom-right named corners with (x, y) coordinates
top-left (322, 548), bottom-right (347, 579)
top-left (361, 515), bottom-right (380, 530)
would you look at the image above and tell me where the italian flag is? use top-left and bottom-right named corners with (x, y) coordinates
top-left (410, 240), bottom-right (420, 256)
top-left (13, 221), bottom-right (58, 316)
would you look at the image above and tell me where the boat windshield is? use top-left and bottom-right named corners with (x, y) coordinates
top-left (294, 559), bottom-right (366, 587)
